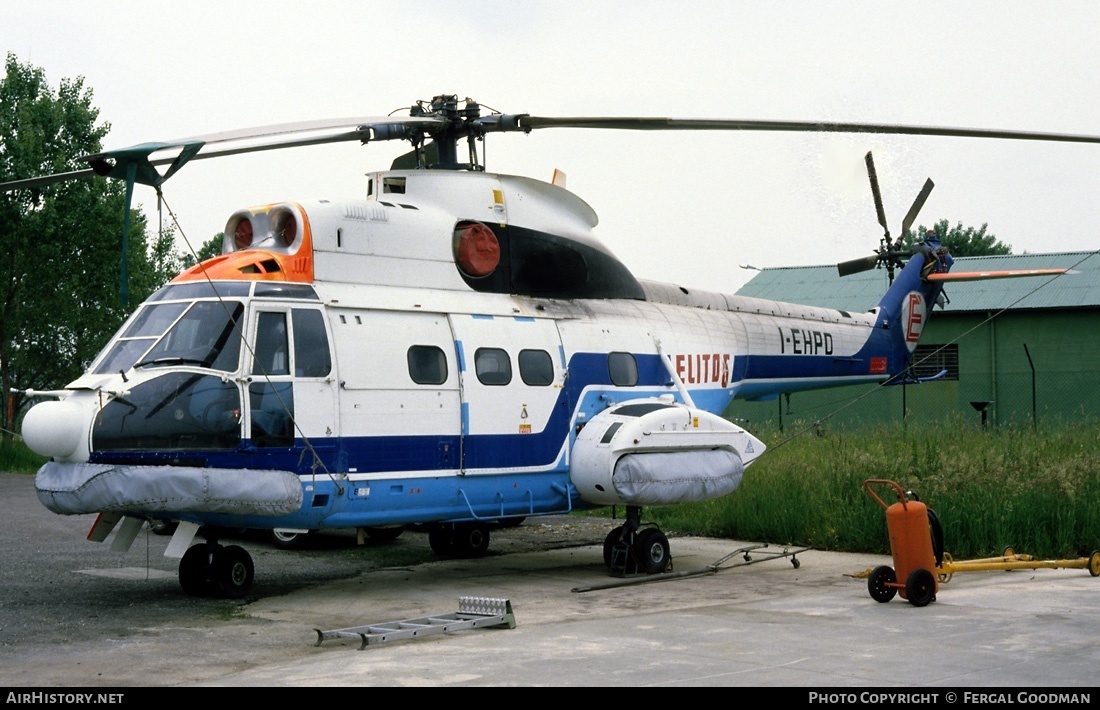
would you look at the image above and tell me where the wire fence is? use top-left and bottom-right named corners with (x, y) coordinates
top-left (729, 367), bottom-right (1100, 433)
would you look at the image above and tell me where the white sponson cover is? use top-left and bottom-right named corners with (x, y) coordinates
top-left (612, 449), bottom-right (744, 506)
top-left (35, 461), bottom-right (303, 516)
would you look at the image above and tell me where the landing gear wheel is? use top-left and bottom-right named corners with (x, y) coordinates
top-left (428, 525), bottom-right (455, 556)
top-left (453, 523), bottom-right (490, 558)
top-left (905, 568), bottom-right (936, 607)
top-left (602, 523), bottom-right (638, 572)
top-left (1002, 545), bottom-right (1016, 558)
top-left (211, 545), bottom-right (254, 599)
top-left (633, 528), bottom-right (670, 574)
top-left (363, 525), bottom-right (405, 542)
top-left (1088, 551), bottom-right (1100, 578)
top-left (267, 528), bottom-right (310, 549)
top-left (179, 544), bottom-right (214, 597)
top-left (603, 526), bottom-right (625, 568)
top-left (868, 565), bottom-right (897, 603)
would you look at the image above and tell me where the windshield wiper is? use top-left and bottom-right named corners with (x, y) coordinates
top-left (133, 357), bottom-right (208, 369)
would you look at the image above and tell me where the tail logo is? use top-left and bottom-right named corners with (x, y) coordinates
top-left (902, 291), bottom-right (926, 352)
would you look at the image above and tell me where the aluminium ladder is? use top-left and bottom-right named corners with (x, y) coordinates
top-left (314, 596), bottom-right (516, 650)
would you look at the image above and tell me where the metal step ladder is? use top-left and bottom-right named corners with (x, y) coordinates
top-left (314, 597), bottom-right (516, 650)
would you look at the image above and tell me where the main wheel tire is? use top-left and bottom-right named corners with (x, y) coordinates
top-left (633, 528), bottom-right (670, 574)
top-left (453, 523), bottom-right (490, 558)
top-left (868, 565), bottom-right (897, 603)
top-left (266, 528), bottom-right (309, 549)
top-left (211, 545), bottom-right (254, 599)
top-left (179, 544), bottom-right (214, 597)
top-left (905, 568), bottom-right (936, 607)
top-left (428, 525), bottom-right (455, 556)
top-left (363, 525), bottom-right (405, 542)
top-left (1088, 551), bottom-right (1100, 578)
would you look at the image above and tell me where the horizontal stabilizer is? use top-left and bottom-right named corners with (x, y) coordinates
top-left (926, 268), bottom-right (1071, 282)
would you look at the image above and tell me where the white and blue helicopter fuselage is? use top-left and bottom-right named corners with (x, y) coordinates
top-left (20, 168), bottom-right (948, 592)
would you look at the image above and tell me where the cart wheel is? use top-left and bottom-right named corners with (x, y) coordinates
top-left (1088, 551), bottom-right (1100, 578)
top-left (868, 565), bottom-right (897, 603)
top-left (1002, 545), bottom-right (1016, 558)
top-left (928, 508), bottom-right (944, 566)
top-left (905, 568), bottom-right (936, 607)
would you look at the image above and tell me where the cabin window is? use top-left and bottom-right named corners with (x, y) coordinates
top-left (519, 349), bottom-right (554, 386)
top-left (292, 309), bottom-right (331, 377)
top-left (475, 348), bottom-right (512, 386)
top-left (252, 312), bottom-right (289, 376)
top-left (608, 352), bottom-right (638, 387)
top-left (408, 345), bottom-right (448, 385)
top-left (383, 177), bottom-right (406, 194)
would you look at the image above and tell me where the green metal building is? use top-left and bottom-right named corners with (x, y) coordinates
top-left (727, 252), bottom-right (1100, 430)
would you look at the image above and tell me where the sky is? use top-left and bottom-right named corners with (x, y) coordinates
top-left (4, 1), bottom-right (1100, 295)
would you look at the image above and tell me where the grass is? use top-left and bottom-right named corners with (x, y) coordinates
top-left (633, 419), bottom-right (1100, 560)
top-left (0, 438), bottom-right (47, 473)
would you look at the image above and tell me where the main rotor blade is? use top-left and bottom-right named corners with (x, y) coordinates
top-left (161, 115), bottom-right (443, 147)
top-left (0, 116), bottom-right (447, 194)
top-left (865, 151), bottom-right (888, 233)
top-left (837, 254), bottom-right (881, 277)
top-left (901, 178), bottom-right (935, 237)
top-left (516, 116), bottom-right (1100, 145)
top-left (0, 168), bottom-right (100, 192)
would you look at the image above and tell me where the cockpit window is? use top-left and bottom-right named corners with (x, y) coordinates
top-left (92, 373), bottom-right (241, 451)
top-left (92, 301), bottom-right (244, 374)
top-left (146, 282), bottom-right (251, 302)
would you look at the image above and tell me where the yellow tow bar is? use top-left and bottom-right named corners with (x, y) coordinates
top-left (936, 547), bottom-right (1100, 584)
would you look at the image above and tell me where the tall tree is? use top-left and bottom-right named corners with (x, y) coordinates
top-left (903, 219), bottom-right (1012, 257)
top-left (0, 54), bottom-right (179, 438)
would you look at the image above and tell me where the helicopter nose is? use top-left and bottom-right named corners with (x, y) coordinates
top-left (22, 400), bottom-right (87, 460)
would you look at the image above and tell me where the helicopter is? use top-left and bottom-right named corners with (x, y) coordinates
top-left (3, 95), bottom-right (1086, 598)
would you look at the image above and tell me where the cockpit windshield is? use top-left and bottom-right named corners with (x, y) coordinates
top-left (92, 301), bottom-right (244, 374)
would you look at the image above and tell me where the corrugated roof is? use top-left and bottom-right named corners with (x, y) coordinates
top-left (735, 251), bottom-right (1100, 313)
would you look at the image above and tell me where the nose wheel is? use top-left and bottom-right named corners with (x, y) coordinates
top-left (179, 540), bottom-right (255, 599)
top-left (603, 507), bottom-right (671, 576)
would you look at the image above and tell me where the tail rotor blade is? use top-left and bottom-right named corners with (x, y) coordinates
top-left (901, 178), bottom-right (935, 237)
top-left (838, 254), bottom-right (881, 277)
top-left (865, 151), bottom-right (889, 235)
